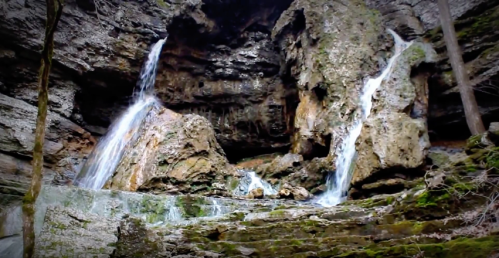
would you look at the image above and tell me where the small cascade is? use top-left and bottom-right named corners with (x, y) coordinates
top-left (74, 38), bottom-right (167, 189)
top-left (165, 198), bottom-right (182, 221)
top-left (210, 199), bottom-right (223, 217)
top-left (317, 29), bottom-right (413, 207)
top-left (234, 169), bottom-right (278, 196)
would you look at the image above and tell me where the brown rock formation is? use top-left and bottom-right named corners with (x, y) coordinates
top-left (106, 106), bottom-right (237, 196)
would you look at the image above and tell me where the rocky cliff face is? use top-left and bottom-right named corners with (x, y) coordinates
top-left (367, 0), bottom-right (499, 140)
top-left (0, 0), bottom-right (498, 204)
top-left (1, 0), bottom-right (499, 256)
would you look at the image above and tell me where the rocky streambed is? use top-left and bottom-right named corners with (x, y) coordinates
top-left (1, 138), bottom-right (498, 257)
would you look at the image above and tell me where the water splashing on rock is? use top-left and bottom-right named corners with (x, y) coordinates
top-left (210, 199), bottom-right (223, 217)
top-left (74, 38), bottom-right (167, 190)
top-left (233, 170), bottom-right (278, 196)
top-left (317, 29), bottom-right (413, 207)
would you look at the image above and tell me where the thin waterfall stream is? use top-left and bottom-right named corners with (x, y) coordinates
top-left (317, 29), bottom-right (413, 207)
top-left (74, 38), bottom-right (167, 190)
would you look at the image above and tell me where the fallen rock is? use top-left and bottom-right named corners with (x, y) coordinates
top-left (279, 183), bottom-right (312, 201)
top-left (107, 106), bottom-right (237, 196)
top-left (488, 122), bottom-right (499, 145)
top-left (248, 188), bottom-right (264, 199)
top-left (34, 207), bottom-right (119, 258)
top-left (258, 153), bottom-right (304, 178)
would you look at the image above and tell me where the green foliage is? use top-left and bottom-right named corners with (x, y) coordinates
top-left (416, 191), bottom-right (450, 208)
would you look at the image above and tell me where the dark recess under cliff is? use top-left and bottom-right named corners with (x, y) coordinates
top-left (153, 0), bottom-right (298, 163)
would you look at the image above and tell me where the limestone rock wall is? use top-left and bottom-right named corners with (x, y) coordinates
top-left (155, 0), bottom-right (297, 161)
top-left (0, 0), bottom-right (181, 196)
top-left (352, 42), bottom-right (437, 186)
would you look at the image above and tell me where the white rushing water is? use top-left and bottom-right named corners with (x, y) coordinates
top-left (247, 171), bottom-right (278, 196)
top-left (211, 199), bottom-right (223, 217)
top-left (317, 29), bottom-right (413, 207)
top-left (74, 38), bottom-right (167, 189)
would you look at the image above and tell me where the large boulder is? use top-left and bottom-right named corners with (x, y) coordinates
top-left (106, 106), bottom-right (237, 195)
top-left (353, 42), bottom-right (436, 186)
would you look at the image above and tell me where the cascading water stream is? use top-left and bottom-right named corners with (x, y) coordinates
top-left (74, 38), bottom-right (167, 190)
top-left (247, 171), bottom-right (278, 196)
top-left (317, 29), bottom-right (413, 207)
top-left (233, 169), bottom-right (278, 197)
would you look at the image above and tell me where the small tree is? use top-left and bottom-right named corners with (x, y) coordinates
top-left (437, 0), bottom-right (486, 135)
top-left (22, 0), bottom-right (63, 257)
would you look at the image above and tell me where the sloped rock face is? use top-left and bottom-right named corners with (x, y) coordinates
top-left (267, 0), bottom-right (436, 193)
top-left (107, 106), bottom-right (237, 196)
top-left (0, 93), bottom-right (95, 202)
top-left (0, 0), bottom-right (177, 132)
top-left (352, 42), bottom-right (437, 187)
top-left (0, 0), bottom-right (185, 199)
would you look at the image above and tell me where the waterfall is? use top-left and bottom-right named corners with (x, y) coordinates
top-left (211, 199), bottom-right (223, 217)
top-left (317, 29), bottom-right (413, 207)
top-left (74, 38), bottom-right (167, 189)
top-left (233, 169), bottom-right (278, 196)
top-left (247, 171), bottom-right (278, 196)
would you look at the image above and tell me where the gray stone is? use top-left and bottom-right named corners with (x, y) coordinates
top-left (353, 42), bottom-right (436, 185)
top-left (34, 207), bottom-right (119, 258)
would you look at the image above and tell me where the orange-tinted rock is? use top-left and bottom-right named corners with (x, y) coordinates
top-left (107, 106), bottom-right (237, 196)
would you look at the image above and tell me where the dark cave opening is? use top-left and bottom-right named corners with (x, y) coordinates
top-left (224, 145), bottom-right (290, 164)
top-left (427, 72), bottom-right (499, 144)
top-left (156, 0), bottom-right (302, 163)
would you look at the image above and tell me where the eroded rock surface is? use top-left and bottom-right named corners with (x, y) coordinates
top-left (0, 93), bottom-right (95, 196)
top-left (273, 0), bottom-right (384, 163)
top-left (27, 147), bottom-right (499, 257)
top-left (352, 42), bottom-right (437, 188)
top-left (155, 0), bottom-right (297, 160)
top-left (107, 106), bottom-right (237, 196)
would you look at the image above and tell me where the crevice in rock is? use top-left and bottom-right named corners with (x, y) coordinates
top-left (409, 62), bottom-right (435, 119)
top-left (350, 166), bottom-right (426, 199)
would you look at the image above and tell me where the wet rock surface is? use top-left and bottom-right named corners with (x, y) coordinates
top-left (156, 0), bottom-right (297, 159)
top-left (1, 0), bottom-right (499, 256)
top-left (352, 42), bottom-right (436, 188)
top-left (0, 0), bottom-right (497, 196)
top-left (21, 147), bottom-right (499, 257)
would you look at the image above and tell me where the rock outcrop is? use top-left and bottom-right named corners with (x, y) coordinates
top-left (106, 106), bottom-right (237, 196)
top-left (0, 0), bottom-right (180, 198)
top-left (273, 0), bottom-right (384, 163)
top-left (0, 93), bottom-right (95, 197)
top-left (352, 42), bottom-right (437, 188)
top-left (366, 0), bottom-right (499, 140)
